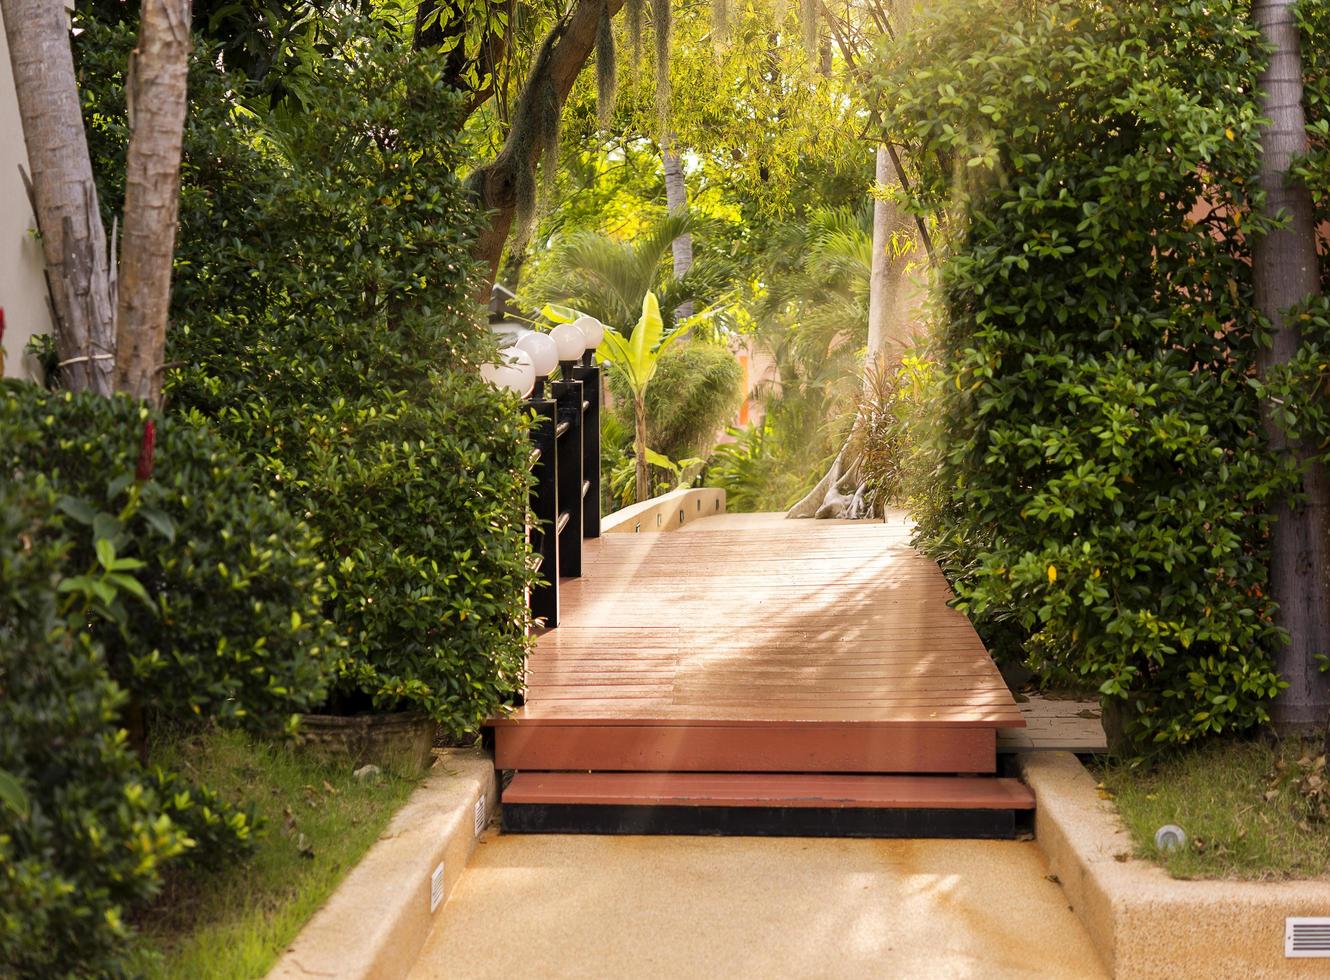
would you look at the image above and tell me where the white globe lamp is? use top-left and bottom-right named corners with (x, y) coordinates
top-left (572, 315), bottom-right (604, 357)
top-left (515, 331), bottom-right (559, 377)
top-left (549, 322), bottom-right (586, 371)
top-left (480, 347), bottom-right (535, 399)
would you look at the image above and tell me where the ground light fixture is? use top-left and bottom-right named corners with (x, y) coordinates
top-left (480, 346), bottom-right (536, 398)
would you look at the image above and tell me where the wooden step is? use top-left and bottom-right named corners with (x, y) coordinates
top-left (493, 722), bottom-right (998, 774)
top-left (500, 772), bottom-right (1034, 839)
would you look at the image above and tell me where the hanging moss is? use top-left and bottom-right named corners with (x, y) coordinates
top-left (627, 0), bottom-right (644, 68)
top-left (596, 0), bottom-right (617, 127)
top-left (651, 0), bottom-right (671, 132)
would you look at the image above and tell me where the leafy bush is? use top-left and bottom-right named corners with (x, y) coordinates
top-left (0, 383), bottom-right (337, 729)
top-left (153, 29), bottom-right (533, 733)
top-left (0, 480), bottom-right (187, 977)
top-left (610, 342), bottom-right (743, 462)
top-left (877, 0), bottom-right (1286, 748)
top-left (850, 353), bottom-right (934, 515)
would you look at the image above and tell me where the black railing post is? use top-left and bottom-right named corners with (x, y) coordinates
top-left (553, 366), bottom-right (584, 579)
top-left (527, 396), bottom-right (559, 627)
top-left (574, 353), bottom-right (601, 539)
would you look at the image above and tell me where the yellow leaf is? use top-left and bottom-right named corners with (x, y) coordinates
top-left (1047, 564), bottom-right (1057, 584)
top-left (1225, 127), bottom-right (1235, 141)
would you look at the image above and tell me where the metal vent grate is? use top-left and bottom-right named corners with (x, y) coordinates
top-left (1287, 918), bottom-right (1330, 958)
top-left (430, 862), bottom-right (445, 913)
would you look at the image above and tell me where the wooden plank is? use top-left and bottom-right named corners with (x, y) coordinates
top-left (494, 723), bottom-right (997, 773)
top-left (502, 771), bottom-right (1034, 810)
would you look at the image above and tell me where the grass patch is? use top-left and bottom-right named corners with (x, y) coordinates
top-left (1099, 736), bottom-right (1330, 881)
top-left (131, 727), bottom-right (417, 979)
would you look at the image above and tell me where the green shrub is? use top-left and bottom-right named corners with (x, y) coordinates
top-left (877, 0), bottom-right (1286, 748)
top-left (0, 382), bottom-right (337, 729)
top-left (154, 29), bottom-right (534, 733)
top-left (0, 480), bottom-right (188, 977)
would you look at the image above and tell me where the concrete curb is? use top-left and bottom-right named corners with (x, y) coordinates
top-left (267, 747), bottom-right (495, 980)
top-left (1020, 751), bottom-right (1330, 978)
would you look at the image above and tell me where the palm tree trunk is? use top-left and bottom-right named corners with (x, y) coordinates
top-left (1252, 0), bottom-right (1330, 735)
top-left (113, 0), bottom-right (192, 407)
top-left (634, 393), bottom-right (649, 503)
top-left (788, 145), bottom-right (896, 520)
top-left (865, 144), bottom-right (891, 358)
top-left (1, 0), bottom-right (115, 395)
top-left (663, 141), bottom-right (693, 318)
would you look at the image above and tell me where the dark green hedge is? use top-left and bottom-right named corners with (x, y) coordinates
top-left (0, 480), bottom-right (186, 977)
top-left (1, 384), bottom-right (338, 729)
top-left (877, 0), bottom-right (1288, 748)
top-left (151, 28), bottom-right (534, 733)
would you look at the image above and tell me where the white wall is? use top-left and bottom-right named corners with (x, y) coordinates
top-left (0, 6), bottom-right (56, 381)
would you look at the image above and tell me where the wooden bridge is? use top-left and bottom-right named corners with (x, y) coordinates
top-left (490, 506), bottom-right (1035, 839)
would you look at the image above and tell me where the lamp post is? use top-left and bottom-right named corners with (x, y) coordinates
top-left (479, 321), bottom-right (604, 627)
top-left (570, 317), bottom-right (604, 538)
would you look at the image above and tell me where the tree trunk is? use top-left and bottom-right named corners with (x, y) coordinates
top-left (663, 141), bottom-right (694, 318)
top-left (1252, 0), bottom-right (1330, 735)
top-left (2, 0), bottom-right (115, 395)
top-left (787, 144), bottom-right (897, 520)
top-left (634, 393), bottom-right (649, 502)
top-left (114, 0), bottom-right (192, 407)
top-left (865, 144), bottom-right (892, 357)
top-left (468, 0), bottom-right (624, 292)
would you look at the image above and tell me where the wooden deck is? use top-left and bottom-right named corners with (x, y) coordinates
top-left (493, 513), bottom-right (1027, 806)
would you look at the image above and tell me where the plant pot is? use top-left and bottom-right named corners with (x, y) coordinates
top-left (296, 710), bottom-right (436, 775)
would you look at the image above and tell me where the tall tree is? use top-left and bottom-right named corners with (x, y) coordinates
top-left (4, 0), bottom-right (191, 403)
top-left (2, 0), bottom-right (116, 395)
top-left (1252, 0), bottom-right (1330, 735)
top-left (465, 0), bottom-right (624, 287)
top-left (662, 142), bottom-right (694, 317)
top-left (114, 0), bottom-right (192, 406)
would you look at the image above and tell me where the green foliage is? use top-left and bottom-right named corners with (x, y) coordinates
top-left (851, 354), bottom-right (934, 514)
top-left (0, 481), bottom-right (188, 977)
top-left (877, 0), bottom-right (1288, 749)
top-left (0, 383), bottom-right (336, 729)
top-left (146, 767), bottom-right (261, 872)
top-left (129, 728), bottom-right (416, 978)
top-left (151, 28), bottom-right (534, 733)
top-left (709, 416), bottom-right (830, 513)
top-left (524, 211), bottom-right (729, 332)
top-left (610, 342), bottom-right (743, 462)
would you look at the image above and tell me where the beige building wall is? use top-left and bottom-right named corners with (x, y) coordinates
top-left (0, 6), bottom-right (55, 381)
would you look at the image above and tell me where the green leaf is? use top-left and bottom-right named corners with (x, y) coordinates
top-left (541, 303), bottom-right (581, 324)
top-left (95, 538), bottom-right (116, 570)
top-left (0, 770), bottom-right (29, 821)
top-left (139, 507), bottom-right (177, 544)
top-left (56, 495), bottom-right (97, 526)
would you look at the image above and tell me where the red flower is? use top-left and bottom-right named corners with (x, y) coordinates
top-left (136, 420), bottom-right (156, 482)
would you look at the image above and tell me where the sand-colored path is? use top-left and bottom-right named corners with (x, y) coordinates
top-left (409, 834), bottom-right (1105, 979)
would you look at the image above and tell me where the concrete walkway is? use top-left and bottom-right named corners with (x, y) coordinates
top-left (409, 834), bottom-right (1105, 979)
